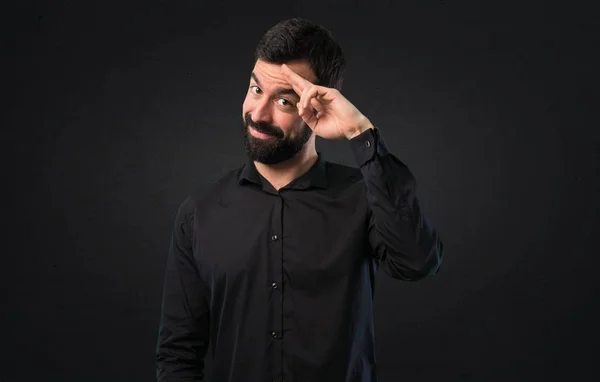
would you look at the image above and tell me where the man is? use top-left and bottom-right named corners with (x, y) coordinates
top-left (156, 17), bottom-right (443, 382)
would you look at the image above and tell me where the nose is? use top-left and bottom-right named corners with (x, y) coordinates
top-left (251, 98), bottom-right (273, 124)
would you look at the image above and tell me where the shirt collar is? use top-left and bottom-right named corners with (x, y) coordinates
top-left (238, 153), bottom-right (328, 190)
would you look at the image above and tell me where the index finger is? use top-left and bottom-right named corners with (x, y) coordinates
top-left (281, 64), bottom-right (313, 93)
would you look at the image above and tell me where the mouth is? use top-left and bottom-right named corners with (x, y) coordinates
top-left (249, 126), bottom-right (276, 140)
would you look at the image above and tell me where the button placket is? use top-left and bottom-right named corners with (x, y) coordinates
top-left (268, 195), bottom-right (284, 379)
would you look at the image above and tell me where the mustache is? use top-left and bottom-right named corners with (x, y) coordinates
top-left (244, 113), bottom-right (284, 138)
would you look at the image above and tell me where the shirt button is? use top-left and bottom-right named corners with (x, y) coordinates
top-left (365, 140), bottom-right (371, 147)
top-left (271, 234), bottom-right (278, 241)
top-left (271, 282), bottom-right (278, 290)
top-left (271, 331), bottom-right (282, 339)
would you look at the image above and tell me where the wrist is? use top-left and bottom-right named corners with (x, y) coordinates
top-left (347, 116), bottom-right (374, 139)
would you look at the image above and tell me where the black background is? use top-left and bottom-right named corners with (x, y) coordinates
top-left (5, 0), bottom-right (599, 381)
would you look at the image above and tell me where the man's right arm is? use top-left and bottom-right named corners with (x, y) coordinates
top-left (156, 196), bottom-right (210, 381)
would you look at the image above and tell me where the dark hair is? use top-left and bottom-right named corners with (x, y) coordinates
top-left (254, 17), bottom-right (346, 90)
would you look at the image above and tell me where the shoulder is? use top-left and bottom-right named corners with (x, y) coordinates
top-left (324, 160), bottom-right (364, 188)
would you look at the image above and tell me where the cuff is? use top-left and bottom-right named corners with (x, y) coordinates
top-left (349, 127), bottom-right (390, 167)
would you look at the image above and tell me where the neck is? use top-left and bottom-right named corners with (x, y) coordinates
top-left (254, 144), bottom-right (318, 191)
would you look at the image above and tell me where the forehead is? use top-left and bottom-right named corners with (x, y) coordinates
top-left (250, 59), bottom-right (317, 88)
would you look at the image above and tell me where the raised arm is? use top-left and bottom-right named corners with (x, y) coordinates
top-left (280, 63), bottom-right (444, 281)
top-left (351, 127), bottom-right (444, 281)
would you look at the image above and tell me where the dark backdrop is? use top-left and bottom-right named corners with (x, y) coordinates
top-left (5, 0), bottom-right (599, 381)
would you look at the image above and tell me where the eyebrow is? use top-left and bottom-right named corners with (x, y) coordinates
top-left (251, 72), bottom-right (299, 99)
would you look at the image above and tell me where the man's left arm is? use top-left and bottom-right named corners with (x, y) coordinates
top-left (280, 64), bottom-right (444, 279)
top-left (349, 125), bottom-right (444, 281)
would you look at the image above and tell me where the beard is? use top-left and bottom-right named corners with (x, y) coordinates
top-left (243, 112), bottom-right (313, 165)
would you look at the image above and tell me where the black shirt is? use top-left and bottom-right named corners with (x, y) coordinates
top-left (156, 127), bottom-right (444, 382)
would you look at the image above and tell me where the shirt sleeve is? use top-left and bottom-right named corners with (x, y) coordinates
top-left (156, 196), bottom-right (210, 381)
top-left (350, 127), bottom-right (444, 281)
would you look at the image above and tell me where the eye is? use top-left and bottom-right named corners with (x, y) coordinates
top-left (250, 85), bottom-right (261, 94)
top-left (277, 98), bottom-right (294, 108)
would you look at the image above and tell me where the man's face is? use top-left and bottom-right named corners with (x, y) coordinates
top-left (242, 59), bottom-right (317, 164)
